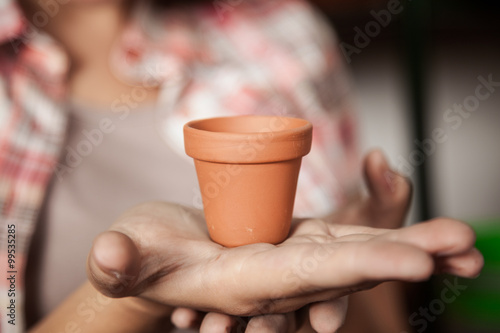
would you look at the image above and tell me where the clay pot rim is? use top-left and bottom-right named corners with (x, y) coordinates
top-left (184, 115), bottom-right (313, 164)
top-left (185, 115), bottom-right (311, 135)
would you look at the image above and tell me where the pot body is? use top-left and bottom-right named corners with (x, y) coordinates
top-left (194, 158), bottom-right (302, 247)
top-left (184, 115), bottom-right (312, 247)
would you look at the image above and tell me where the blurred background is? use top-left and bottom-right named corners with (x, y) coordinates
top-left (319, 0), bottom-right (500, 332)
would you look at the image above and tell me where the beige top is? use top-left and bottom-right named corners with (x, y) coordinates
top-left (26, 101), bottom-right (199, 322)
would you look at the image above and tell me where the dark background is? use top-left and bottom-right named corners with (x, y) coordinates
top-left (322, 1), bottom-right (500, 332)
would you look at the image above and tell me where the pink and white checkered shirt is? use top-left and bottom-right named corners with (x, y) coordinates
top-left (0, 0), bottom-right (359, 331)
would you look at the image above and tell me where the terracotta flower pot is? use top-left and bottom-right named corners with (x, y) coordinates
top-left (184, 115), bottom-right (312, 247)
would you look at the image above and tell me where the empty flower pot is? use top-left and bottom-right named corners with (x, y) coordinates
top-left (184, 115), bottom-right (312, 247)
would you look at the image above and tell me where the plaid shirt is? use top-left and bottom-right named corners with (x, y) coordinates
top-left (0, 0), bottom-right (358, 331)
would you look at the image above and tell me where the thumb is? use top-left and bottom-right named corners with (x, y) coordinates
top-left (87, 230), bottom-right (141, 298)
top-left (362, 149), bottom-right (412, 228)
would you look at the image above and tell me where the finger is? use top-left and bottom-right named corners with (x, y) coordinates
top-left (199, 312), bottom-right (238, 333)
top-left (241, 240), bottom-right (434, 301)
top-left (363, 150), bottom-right (411, 207)
top-left (321, 241), bottom-right (434, 284)
top-left (246, 313), bottom-right (295, 333)
top-left (435, 248), bottom-right (484, 278)
top-left (380, 218), bottom-right (477, 256)
top-left (87, 231), bottom-right (141, 298)
top-left (309, 297), bottom-right (348, 333)
top-left (363, 149), bottom-right (412, 228)
top-left (171, 308), bottom-right (204, 329)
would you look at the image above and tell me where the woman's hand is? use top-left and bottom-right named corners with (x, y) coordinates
top-left (169, 149), bottom-right (414, 332)
top-left (86, 153), bottom-right (483, 331)
top-left (88, 204), bottom-right (482, 328)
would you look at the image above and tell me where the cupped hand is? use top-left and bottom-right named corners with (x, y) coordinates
top-left (171, 149), bottom-right (414, 332)
top-left (87, 169), bottom-right (483, 333)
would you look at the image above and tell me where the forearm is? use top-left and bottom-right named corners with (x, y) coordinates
top-left (29, 281), bottom-right (173, 333)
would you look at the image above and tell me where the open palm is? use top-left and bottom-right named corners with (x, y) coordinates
top-left (87, 201), bottom-right (482, 320)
